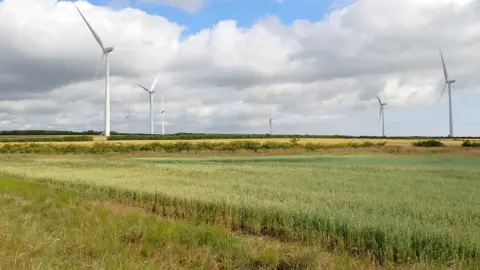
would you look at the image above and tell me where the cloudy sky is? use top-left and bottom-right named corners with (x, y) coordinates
top-left (0, 0), bottom-right (479, 136)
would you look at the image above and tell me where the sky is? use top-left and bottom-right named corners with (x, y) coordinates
top-left (0, 0), bottom-right (479, 136)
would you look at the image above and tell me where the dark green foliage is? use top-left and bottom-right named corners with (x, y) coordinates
top-left (462, 140), bottom-right (480, 147)
top-left (412, 140), bottom-right (445, 147)
top-left (0, 130), bottom-right (104, 135)
top-left (0, 135), bottom-right (93, 143)
top-left (0, 140), bottom-right (386, 154)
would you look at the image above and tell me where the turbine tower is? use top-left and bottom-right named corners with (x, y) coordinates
top-left (125, 104), bottom-right (131, 134)
top-left (136, 76), bottom-right (159, 135)
top-left (268, 110), bottom-right (273, 135)
top-left (76, 5), bottom-right (114, 137)
top-left (438, 49), bottom-right (456, 137)
top-left (376, 95), bottom-right (387, 137)
top-left (160, 95), bottom-right (165, 135)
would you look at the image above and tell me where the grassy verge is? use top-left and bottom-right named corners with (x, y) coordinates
top-left (0, 175), bottom-right (430, 269)
top-left (0, 154), bottom-right (478, 267)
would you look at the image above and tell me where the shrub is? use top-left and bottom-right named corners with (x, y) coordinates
top-left (462, 140), bottom-right (480, 147)
top-left (376, 141), bottom-right (387, 147)
top-left (289, 137), bottom-right (300, 145)
top-left (412, 140), bottom-right (444, 147)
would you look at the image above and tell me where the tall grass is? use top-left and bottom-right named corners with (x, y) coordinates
top-left (2, 176), bottom-right (354, 269)
top-left (0, 154), bottom-right (479, 266)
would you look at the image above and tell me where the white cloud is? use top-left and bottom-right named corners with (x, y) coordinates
top-left (0, 0), bottom-right (479, 136)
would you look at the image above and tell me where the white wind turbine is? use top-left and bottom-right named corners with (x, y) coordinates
top-left (136, 76), bottom-right (159, 135)
top-left (438, 49), bottom-right (456, 137)
top-left (125, 104), bottom-right (131, 134)
top-left (160, 95), bottom-right (166, 135)
top-left (268, 110), bottom-right (273, 135)
top-left (376, 95), bottom-right (387, 137)
top-left (75, 5), bottom-right (114, 137)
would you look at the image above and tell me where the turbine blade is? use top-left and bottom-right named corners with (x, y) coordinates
top-left (93, 53), bottom-right (105, 81)
top-left (439, 49), bottom-right (448, 81)
top-left (375, 95), bottom-right (382, 104)
top-left (136, 83), bottom-right (150, 92)
top-left (150, 76), bottom-right (159, 92)
top-left (437, 83), bottom-right (447, 104)
top-left (76, 5), bottom-right (105, 50)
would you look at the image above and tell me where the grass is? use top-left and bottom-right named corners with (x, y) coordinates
top-left (0, 175), bottom-right (438, 269)
top-left (0, 154), bottom-right (478, 267)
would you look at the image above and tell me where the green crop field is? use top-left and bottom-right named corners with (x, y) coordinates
top-left (0, 153), bottom-right (478, 268)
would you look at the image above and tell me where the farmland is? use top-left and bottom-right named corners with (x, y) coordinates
top-left (0, 133), bottom-right (480, 147)
top-left (0, 137), bottom-right (461, 146)
top-left (0, 153), bottom-right (479, 268)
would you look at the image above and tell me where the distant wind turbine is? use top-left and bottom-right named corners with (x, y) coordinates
top-left (136, 76), bottom-right (159, 134)
top-left (75, 5), bottom-right (114, 137)
top-left (269, 110), bottom-right (273, 135)
top-left (160, 95), bottom-right (166, 135)
top-left (438, 49), bottom-right (456, 137)
top-left (376, 95), bottom-right (387, 137)
top-left (125, 104), bottom-right (131, 134)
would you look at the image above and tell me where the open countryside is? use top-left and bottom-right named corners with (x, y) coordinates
top-left (2, 0), bottom-right (480, 269)
top-left (0, 134), bottom-right (479, 268)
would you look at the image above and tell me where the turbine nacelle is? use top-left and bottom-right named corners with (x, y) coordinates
top-left (103, 47), bottom-right (114, 53)
top-left (447, 79), bottom-right (456, 84)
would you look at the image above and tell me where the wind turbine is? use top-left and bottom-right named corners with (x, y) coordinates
top-left (268, 110), bottom-right (273, 135)
top-left (160, 95), bottom-right (166, 135)
top-left (136, 76), bottom-right (159, 135)
top-left (125, 104), bottom-right (131, 134)
top-left (376, 95), bottom-right (387, 137)
top-left (438, 49), bottom-right (456, 137)
top-left (75, 5), bottom-right (114, 137)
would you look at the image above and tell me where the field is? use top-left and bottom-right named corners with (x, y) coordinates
top-left (0, 136), bottom-right (473, 146)
top-left (0, 133), bottom-right (480, 147)
top-left (0, 152), bottom-right (479, 268)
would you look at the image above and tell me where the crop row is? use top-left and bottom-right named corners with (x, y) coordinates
top-left (0, 140), bottom-right (387, 154)
top-left (10, 175), bottom-right (477, 266)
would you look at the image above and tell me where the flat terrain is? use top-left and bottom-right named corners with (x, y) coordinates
top-left (0, 137), bottom-right (474, 146)
top-left (0, 154), bottom-right (478, 268)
